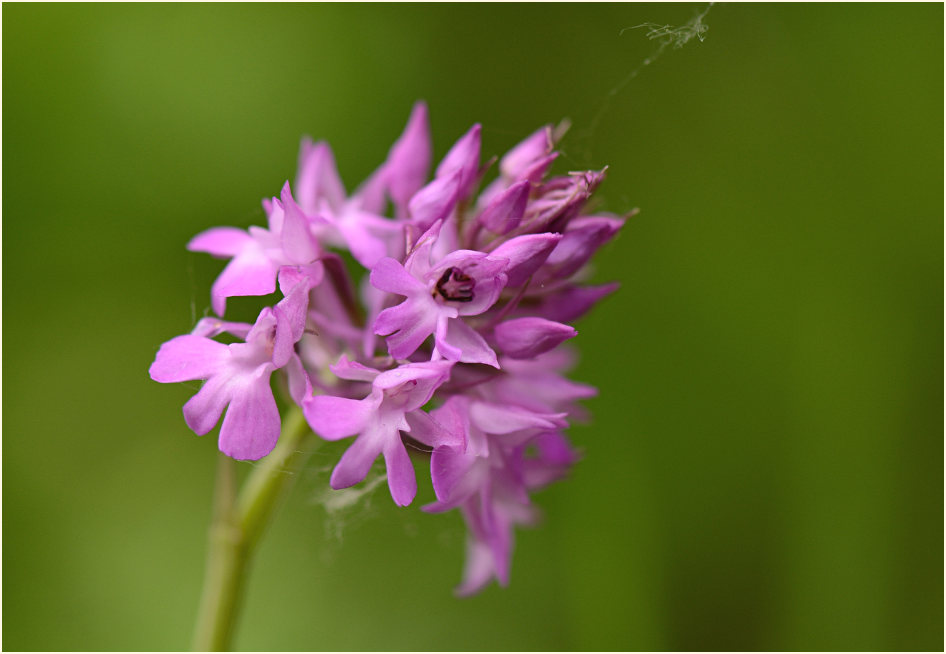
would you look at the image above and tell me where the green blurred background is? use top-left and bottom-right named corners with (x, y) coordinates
top-left (3, 3), bottom-right (942, 651)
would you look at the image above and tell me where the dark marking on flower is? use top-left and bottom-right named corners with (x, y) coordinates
top-left (263, 325), bottom-right (278, 358)
top-left (435, 267), bottom-right (475, 303)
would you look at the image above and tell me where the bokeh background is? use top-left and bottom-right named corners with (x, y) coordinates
top-left (3, 3), bottom-right (942, 651)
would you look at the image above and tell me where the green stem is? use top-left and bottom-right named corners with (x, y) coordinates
top-left (191, 407), bottom-right (314, 651)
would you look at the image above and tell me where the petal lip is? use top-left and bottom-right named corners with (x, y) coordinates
top-left (217, 369), bottom-right (280, 461)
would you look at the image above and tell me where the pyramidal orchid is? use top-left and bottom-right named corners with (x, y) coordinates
top-left (150, 102), bottom-right (625, 649)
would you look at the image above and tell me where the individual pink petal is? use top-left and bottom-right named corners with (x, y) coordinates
top-left (295, 139), bottom-right (346, 213)
top-left (403, 218), bottom-right (442, 276)
top-left (330, 429), bottom-right (383, 489)
top-left (494, 317), bottom-right (577, 359)
top-left (284, 354), bottom-right (310, 405)
top-left (499, 126), bottom-right (553, 180)
top-left (369, 257), bottom-right (426, 297)
top-left (182, 375), bottom-right (232, 436)
top-left (279, 182), bottom-right (320, 265)
top-left (351, 164), bottom-right (388, 215)
top-left (492, 351), bottom-right (598, 417)
top-left (374, 298), bottom-right (439, 360)
top-left (329, 354), bottom-right (380, 382)
top-left (430, 446), bottom-right (480, 504)
top-left (534, 431), bottom-right (578, 466)
top-left (187, 227), bottom-right (254, 258)
top-left (242, 307), bottom-right (278, 348)
top-left (421, 497), bottom-right (452, 514)
top-left (455, 538), bottom-right (499, 597)
top-left (436, 123), bottom-right (482, 201)
top-left (262, 197), bottom-right (284, 233)
top-left (404, 409), bottom-right (455, 448)
top-left (303, 394), bottom-right (375, 441)
top-left (534, 282), bottom-right (619, 323)
top-left (486, 529), bottom-right (513, 588)
top-left (336, 213), bottom-right (398, 270)
top-left (476, 149), bottom-right (556, 210)
top-left (272, 285), bottom-right (306, 369)
top-left (360, 282), bottom-right (386, 358)
top-left (217, 371), bottom-right (280, 460)
top-left (542, 215), bottom-right (624, 279)
top-left (517, 152), bottom-right (558, 184)
top-left (276, 263), bottom-right (323, 298)
top-left (438, 318), bottom-right (499, 367)
top-left (535, 431), bottom-right (578, 466)
top-left (522, 431), bottom-right (578, 489)
top-left (478, 180), bottom-right (530, 235)
top-left (149, 335), bottom-right (228, 383)
top-left (408, 170), bottom-right (461, 231)
top-left (433, 317), bottom-right (461, 361)
top-left (429, 396), bottom-right (471, 450)
top-left (386, 101), bottom-right (432, 214)
top-left (489, 233), bottom-right (562, 286)
top-left (382, 437), bottom-right (417, 506)
top-left (273, 264), bottom-right (322, 367)
top-left (210, 249), bottom-right (279, 316)
top-left (469, 402), bottom-right (566, 435)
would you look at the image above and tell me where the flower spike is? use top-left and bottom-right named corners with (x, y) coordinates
top-left (151, 101), bottom-right (625, 595)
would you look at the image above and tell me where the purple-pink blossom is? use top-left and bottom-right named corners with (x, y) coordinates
top-left (150, 101), bottom-right (624, 594)
top-left (303, 358), bottom-right (453, 506)
top-left (149, 303), bottom-right (307, 460)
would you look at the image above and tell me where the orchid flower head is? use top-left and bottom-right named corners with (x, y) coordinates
top-left (151, 101), bottom-right (625, 595)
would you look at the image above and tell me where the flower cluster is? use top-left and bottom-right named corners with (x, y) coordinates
top-left (150, 103), bottom-right (623, 595)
